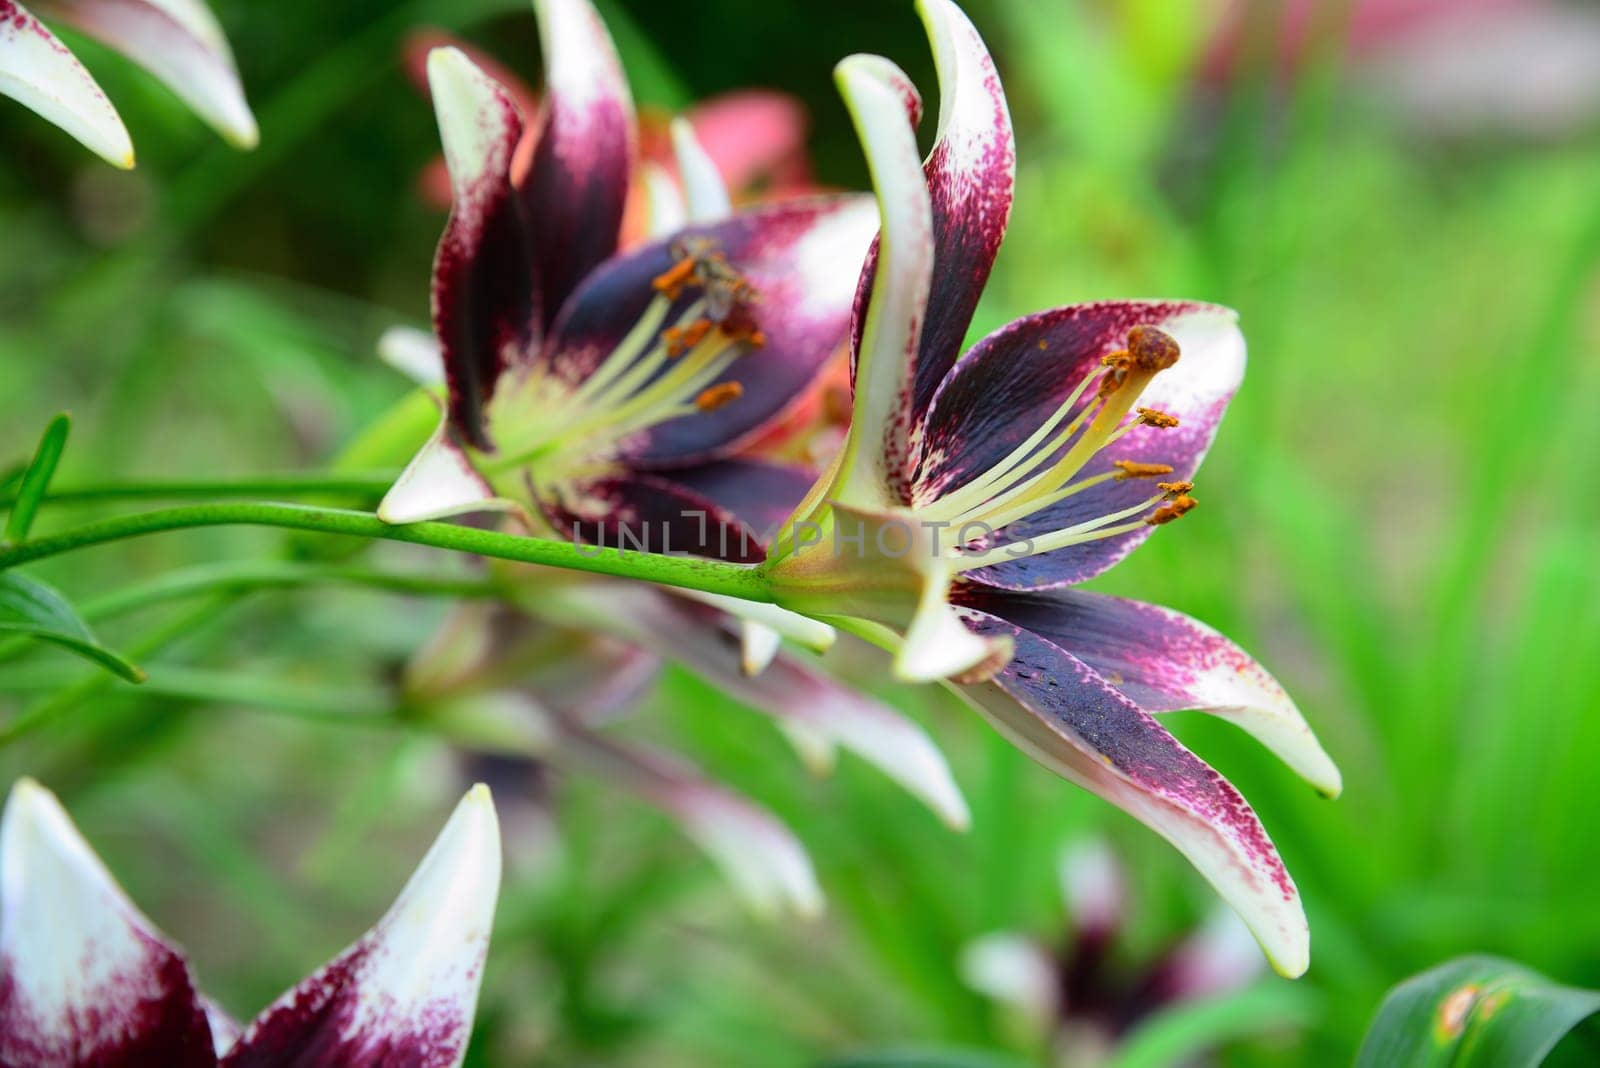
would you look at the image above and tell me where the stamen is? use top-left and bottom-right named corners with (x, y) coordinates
top-left (1137, 407), bottom-right (1180, 428)
top-left (1156, 480), bottom-right (1193, 495)
top-left (651, 256), bottom-right (698, 299)
top-left (695, 381), bottom-right (744, 411)
top-left (1148, 495), bottom-right (1197, 525)
top-left (1112, 460), bottom-right (1174, 480)
top-left (1128, 325), bottom-right (1181, 371)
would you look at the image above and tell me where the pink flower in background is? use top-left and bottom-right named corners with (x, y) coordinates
top-left (0, 0), bottom-right (255, 167)
top-left (0, 778), bottom-right (500, 1067)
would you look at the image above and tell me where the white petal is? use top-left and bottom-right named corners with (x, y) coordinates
top-left (681, 589), bottom-right (837, 656)
top-left (894, 564), bottom-right (1004, 684)
top-left (0, 778), bottom-right (213, 1063)
top-left (377, 325), bottom-right (446, 389)
top-left (0, 3), bottom-right (133, 167)
top-left (739, 620), bottom-right (782, 676)
top-left (959, 932), bottom-right (1058, 1023)
top-left (37, 0), bottom-right (257, 148)
top-left (226, 786), bottom-right (501, 1066)
top-left (378, 421), bottom-right (500, 524)
top-left (639, 160), bottom-right (687, 239)
top-left (1057, 836), bottom-right (1124, 935)
top-left (830, 53), bottom-right (932, 509)
top-left (669, 115), bottom-right (732, 222)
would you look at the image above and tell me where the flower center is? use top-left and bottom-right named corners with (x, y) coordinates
top-left (919, 325), bottom-right (1196, 571)
top-left (479, 238), bottom-right (765, 496)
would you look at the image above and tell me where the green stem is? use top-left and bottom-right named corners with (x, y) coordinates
top-left (0, 472), bottom-right (396, 509)
top-left (0, 502), bottom-right (771, 602)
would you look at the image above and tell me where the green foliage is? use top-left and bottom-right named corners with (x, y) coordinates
top-left (0, 571), bottom-right (143, 681)
top-left (1357, 957), bottom-right (1600, 1067)
top-left (3, 414), bottom-right (70, 545)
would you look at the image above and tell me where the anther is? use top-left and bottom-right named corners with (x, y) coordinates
top-left (652, 255), bottom-right (698, 300)
top-left (1136, 407), bottom-right (1180, 428)
top-left (1157, 480), bottom-right (1194, 495)
top-left (1128, 325), bottom-right (1181, 372)
top-left (695, 381), bottom-right (744, 411)
top-left (1113, 460), bottom-right (1175, 480)
top-left (663, 318), bottom-right (713, 358)
top-left (1148, 495), bottom-right (1197, 525)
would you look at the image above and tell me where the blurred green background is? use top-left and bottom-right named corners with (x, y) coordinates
top-left (2, 0), bottom-right (1599, 1064)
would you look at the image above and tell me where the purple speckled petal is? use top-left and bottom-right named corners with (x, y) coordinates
top-left (551, 719), bottom-right (823, 917)
top-left (539, 585), bottom-right (969, 829)
top-left (959, 586), bottom-right (1341, 796)
top-left (0, 779), bottom-right (218, 1068)
top-left (520, 0), bottom-right (636, 331)
top-left (537, 470), bottom-right (774, 564)
top-left (427, 48), bottom-right (535, 450)
top-left (222, 787), bottom-right (500, 1068)
top-left (941, 303), bottom-right (1246, 588)
top-left (952, 606), bottom-right (1308, 978)
top-left (0, 0), bottom-right (133, 167)
top-left (34, 0), bottom-right (257, 148)
top-left (540, 196), bottom-right (876, 464)
top-left (657, 458), bottom-right (817, 544)
top-left (849, 0), bottom-right (1016, 426)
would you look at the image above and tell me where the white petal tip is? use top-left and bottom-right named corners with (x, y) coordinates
top-left (378, 425), bottom-right (495, 524)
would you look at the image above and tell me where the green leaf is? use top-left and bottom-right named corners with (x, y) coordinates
top-left (0, 571), bottom-right (144, 682)
top-left (1357, 956), bottom-right (1600, 1067)
top-left (3, 413), bottom-right (70, 545)
top-left (821, 1050), bottom-right (1031, 1068)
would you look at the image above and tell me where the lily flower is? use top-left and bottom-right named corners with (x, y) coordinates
top-left (762, 0), bottom-right (1339, 976)
top-left (401, 29), bottom-right (818, 233)
top-left (0, 777), bottom-right (500, 1067)
top-left (377, 0), bottom-right (876, 567)
top-left (960, 837), bottom-right (1269, 1065)
top-left (407, 575), bottom-right (969, 916)
top-left (0, 0), bottom-right (256, 168)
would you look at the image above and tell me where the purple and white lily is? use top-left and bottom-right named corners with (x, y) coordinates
top-left (407, 576), bottom-right (969, 917)
top-left (0, 778), bottom-right (500, 1067)
top-left (377, 0), bottom-right (876, 566)
top-left (0, 0), bottom-right (256, 167)
top-left (762, 0), bottom-right (1338, 976)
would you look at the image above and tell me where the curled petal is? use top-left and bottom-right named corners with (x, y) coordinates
top-left (223, 786), bottom-right (501, 1068)
top-left (36, 0), bottom-right (257, 148)
top-left (428, 46), bottom-right (535, 449)
top-left (954, 608), bottom-right (1309, 978)
top-left (523, 0), bottom-right (636, 328)
top-left (830, 53), bottom-right (931, 509)
top-left (967, 587), bottom-right (1341, 797)
top-left (637, 160), bottom-right (686, 239)
top-left (669, 116), bottom-right (732, 222)
top-left (378, 421), bottom-right (501, 524)
top-left (850, 0), bottom-right (1016, 426)
top-left (0, 778), bottom-right (216, 1067)
top-left (555, 723), bottom-right (822, 918)
top-left (0, 1), bottom-right (133, 167)
top-left (543, 197), bottom-right (877, 464)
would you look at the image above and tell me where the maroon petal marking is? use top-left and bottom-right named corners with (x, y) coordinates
top-left (849, 0), bottom-right (1016, 425)
top-left (540, 196), bottom-right (876, 464)
top-left (427, 48), bottom-right (536, 450)
top-left (957, 586), bottom-right (1340, 795)
top-left (951, 607), bottom-right (1308, 977)
top-left (0, 779), bottom-right (218, 1068)
top-left (519, 0), bottom-right (636, 332)
top-left (222, 788), bottom-right (499, 1068)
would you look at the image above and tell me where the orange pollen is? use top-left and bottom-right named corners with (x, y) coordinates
top-left (695, 381), bottom-right (744, 411)
top-left (663, 318), bottom-right (713, 358)
top-left (1147, 495), bottom-right (1197, 525)
top-left (1157, 480), bottom-right (1194, 495)
top-left (651, 256), bottom-right (698, 299)
top-left (1128, 324), bottom-right (1181, 371)
top-left (1113, 460), bottom-right (1175, 480)
top-left (1137, 407), bottom-right (1180, 428)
